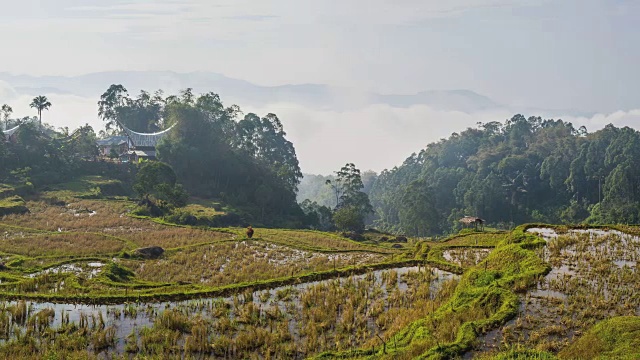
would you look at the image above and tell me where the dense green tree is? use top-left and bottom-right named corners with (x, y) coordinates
top-left (98, 84), bottom-right (129, 133)
top-left (398, 179), bottom-right (439, 236)
top-left (156, 90), bottom-right (305, 227)
top-left (1, 104), bottom-right (12, 130)
top-left (98, 85), bottom-right (164, 133)
top-left (300, 199), bottom-right (334, 231)
top-left (236, 113), bottom-right (302, 192)
top-left (333, 206), bottom-right (365, 233)
top-left (133, 161), bottom-right (188, 207)
top-left (326, 163), bottom-right (373, 233)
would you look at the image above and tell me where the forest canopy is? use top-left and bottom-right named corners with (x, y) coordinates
top-left (366, 115), bottom-right (640, 236)
top-left (5, 90), bottom-right (640, 234)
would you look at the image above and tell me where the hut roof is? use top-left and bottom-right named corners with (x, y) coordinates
top-left (122, 124), bottom-right (175, 148)
top-left (2, 124), bottom-right (21, 138)
top-left (459, 216), bottom-right (485, 224)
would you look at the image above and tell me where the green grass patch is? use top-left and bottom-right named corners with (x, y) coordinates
top-left (0, 196), bottom-right (28, 216)
top-left (42, 175), bottom-right (129, 200)
top-left (480, 348), bottom-right (558, 359)
top-left (559, 316), bottom-right (640, 360)
top-left (0, 184), bottom-right (15, 198)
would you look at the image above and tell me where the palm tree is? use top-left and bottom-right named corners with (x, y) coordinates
top-left (1, 104), bottom-right (12, 130)
top-left (30, 96), bottom-right (52, 126)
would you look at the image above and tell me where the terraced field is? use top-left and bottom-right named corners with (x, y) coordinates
top-left (1, 195), bottom-right (639, 359)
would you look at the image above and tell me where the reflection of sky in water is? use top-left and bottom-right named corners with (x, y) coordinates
top-left (10, 266), bottom-right (459, 354)
top-left (472, 228), bottom-right (640, 356)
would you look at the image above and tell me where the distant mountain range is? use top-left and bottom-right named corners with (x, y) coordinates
top-left (0, 71), bottom-right (594, 117)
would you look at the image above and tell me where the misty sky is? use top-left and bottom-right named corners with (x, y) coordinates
top-left (1, 0), bottom-right (639, 174)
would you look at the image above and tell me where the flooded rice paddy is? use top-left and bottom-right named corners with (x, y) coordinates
top-left (0, 266), bottom-right (458, 358)
top-left (473, 228), bottom-right (640, 355)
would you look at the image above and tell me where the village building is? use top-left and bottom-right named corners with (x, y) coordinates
top-left (121, 124), bottom-right (175, 162)
top-left (96, 136), bottom-right (128, 157)
top-left (2, 124), bottom-right (21, 141)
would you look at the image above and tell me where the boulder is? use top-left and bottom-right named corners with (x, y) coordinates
top-left (134, 246), bottom-right (165, 259)
top-left (393, 236), bottom-right (408, 243)
top-left (391, 244), bottom-right (403, 249)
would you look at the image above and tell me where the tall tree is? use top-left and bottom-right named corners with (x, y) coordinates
top-left (1, 104), bottom-right (12, 130)
top-left (29, 96), bottom-right (52, 126)
top-left (98, 84), bottom-right (129, 133)
top-left (236, 113), bottom-right (302, 192)
top-left (327, 163), bottom-right (373, 233)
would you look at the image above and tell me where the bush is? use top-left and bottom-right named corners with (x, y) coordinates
top-left (333, 206), bottom-right (365, 234)
top-left (134, 161), bottom-right (188, 208)
top-left (102, 262), bottom-right (134, 282)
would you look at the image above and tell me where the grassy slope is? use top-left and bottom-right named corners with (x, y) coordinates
top-left (559, 316), bottom-right (640, 359)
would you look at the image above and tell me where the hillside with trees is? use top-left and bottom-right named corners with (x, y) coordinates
top-left (367, 115), bottom-right (640, 236)
top-left (1, 88), bottom-right (307, 227)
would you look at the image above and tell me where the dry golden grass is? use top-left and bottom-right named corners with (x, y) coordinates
top-left (1, 200), bottom-right (233, 249)
top-left (125, 240), bottom-right (386, 286)
top-left (2, 200), bottom-right (151, 233)
top-left (257, 228), bottom-right (394, 252)
top-left (0, 233), bottom-right (125, 257)
top-left (0, 195), bottom-right (401, 301)
top-left (125, 226), bottom-right (233, 249)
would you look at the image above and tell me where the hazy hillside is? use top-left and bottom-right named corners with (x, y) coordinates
top-left (0, 71), bottom-right (503, 112)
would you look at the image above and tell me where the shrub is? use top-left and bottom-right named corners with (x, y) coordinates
top-left (102, 262), bottom-right (134, 283)
top-left (333, 206), bottom-right (365, 233)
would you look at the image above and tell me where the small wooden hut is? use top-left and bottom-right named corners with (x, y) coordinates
top-left (459, 216), bottom-right (485, 231)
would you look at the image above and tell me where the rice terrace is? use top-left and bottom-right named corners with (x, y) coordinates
top-left (0, 175), bottom-right (638, 359)
top-left (2, 84), bottom-right (640, 360)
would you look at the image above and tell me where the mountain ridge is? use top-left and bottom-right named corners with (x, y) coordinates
top-left (0, 70), bottom-right (503, 113)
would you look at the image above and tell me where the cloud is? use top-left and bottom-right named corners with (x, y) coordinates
top-left (247, 103), bottom-right (640, 174)
top-left (0, 81), bottom-right (18, 100)
top-left (10, 93), bottom-right (100, 132)
top-left (561, 110), bottom-right (640, 132)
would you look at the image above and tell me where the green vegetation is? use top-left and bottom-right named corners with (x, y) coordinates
top-left (559, 316), bottom-right (640, 359)
top-left (0, 195), bottom-right (28, 216)
top-left (0, 186), bottom-right (638, 359)
top-left (349, 117), bottom-right (640, 236)
top-left (3, 89), bottom-right (640, 358)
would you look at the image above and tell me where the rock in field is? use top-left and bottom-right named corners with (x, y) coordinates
top-left (133, 246), bottom-right (165, 259)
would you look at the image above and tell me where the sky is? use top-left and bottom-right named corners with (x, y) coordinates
top-left (1, 0), bottom-right (639, 174)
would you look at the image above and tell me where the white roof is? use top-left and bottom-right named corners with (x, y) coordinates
top-left (122, 124), bottom-right (175, 148)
